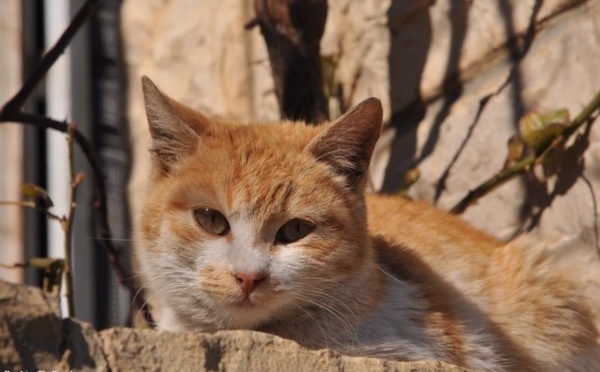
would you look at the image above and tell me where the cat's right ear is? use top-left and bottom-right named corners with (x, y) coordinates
top-left (307, 98), bottom-right (383, 189)
top-left (142, 76), bottom-right (212, 174)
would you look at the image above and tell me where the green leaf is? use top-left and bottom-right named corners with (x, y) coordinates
top-left (518, 108), bottom-right (570, 151)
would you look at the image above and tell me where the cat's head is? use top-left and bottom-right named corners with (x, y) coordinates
top-left (138, 76), bottom-right (382, 331)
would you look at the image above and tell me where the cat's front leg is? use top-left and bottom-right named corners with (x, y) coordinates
top-left (154, 306), bottom-right (188, 332)
top-left (154, 305), bottom-right (216, 334)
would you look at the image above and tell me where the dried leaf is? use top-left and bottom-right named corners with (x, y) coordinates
top-left (321, 55), bottom-right (339, 98)
top-left (21, 183), bottom-right (54, 209)
top-left (519, 109), bottom-right (570, 151)
top-left (403, 168), bottom-right (421, 187)
top-left (397, 168), bottom-right (421, 196)
top-left (28, 257), bottom-right (64, 271)
top-left (507, 135), bottom-right (525, 162)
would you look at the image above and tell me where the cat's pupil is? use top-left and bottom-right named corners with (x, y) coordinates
top-left (194, 208), bottom-right (230, 236)
top-left (276, 219), bottom-right (315, 244)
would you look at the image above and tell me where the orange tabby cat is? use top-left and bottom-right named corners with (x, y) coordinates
top-left (137, 76), bottom-right (600, 371)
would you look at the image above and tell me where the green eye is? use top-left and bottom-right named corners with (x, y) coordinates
top-left (194, 208), bottom-right (230, 236)
top-left (276, 219), bottom-right (315, 244)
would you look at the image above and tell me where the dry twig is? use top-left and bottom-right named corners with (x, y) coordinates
top-left (451, 90), bottom-right (600, 214)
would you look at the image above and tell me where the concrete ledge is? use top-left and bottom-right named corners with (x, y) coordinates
top-left (0, 280), bottom-right (469, 371)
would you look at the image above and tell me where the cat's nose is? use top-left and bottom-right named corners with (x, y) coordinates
top-left (234, 272), bottom-right (267, 296)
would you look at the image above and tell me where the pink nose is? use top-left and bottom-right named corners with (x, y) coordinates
top-left (234, 272), bottom-right (266, 295)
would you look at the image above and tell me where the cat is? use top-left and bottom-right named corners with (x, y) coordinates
top-left (136, 76), bottom-right (600, 371)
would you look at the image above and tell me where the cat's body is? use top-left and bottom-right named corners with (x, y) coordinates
top-left (137, 76), bottom-right (600, 371)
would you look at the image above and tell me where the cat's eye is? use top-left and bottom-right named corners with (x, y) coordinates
top-left (194, 208), bottom-right (230, 236)
top-left (276, 219), bottom-right (315, 244)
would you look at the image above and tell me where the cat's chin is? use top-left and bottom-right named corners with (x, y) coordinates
top-left (224, 303), bottom-right (275, 329)
top-left (234, 297), bottom-right (258, 308)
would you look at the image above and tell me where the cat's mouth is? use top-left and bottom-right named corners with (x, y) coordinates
top-left (222, 297), bottom-right (279, 329)
top-left (235, 297), bottom-right (258, 308)
top-left (229, 281), bottom-right (283, 309)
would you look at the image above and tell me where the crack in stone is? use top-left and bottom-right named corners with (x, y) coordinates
top-left (204, 337), bottom-right (223, 371)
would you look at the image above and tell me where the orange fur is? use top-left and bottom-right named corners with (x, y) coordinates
top-left (137, 76), bottom-right (600, 371)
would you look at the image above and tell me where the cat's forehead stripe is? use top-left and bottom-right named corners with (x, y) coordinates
top-left (218, 120), bottom-right (321, 150)
top-left (228, 179), bottom-right (296, 220)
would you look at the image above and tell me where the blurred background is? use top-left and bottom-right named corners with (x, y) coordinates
top-left (0, 0), bottom-right (131, 329)
top-left (1, 0), bottom-right (599, 330)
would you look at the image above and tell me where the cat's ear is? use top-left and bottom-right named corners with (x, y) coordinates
top-left (142, 76), bottom-right (212, 174)
top-left (307, 98), bottom-right (383, 189)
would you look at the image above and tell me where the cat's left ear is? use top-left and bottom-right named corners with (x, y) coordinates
top-left (307, 98), bottom-right (383, 189)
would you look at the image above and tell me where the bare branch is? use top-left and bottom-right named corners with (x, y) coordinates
top-left (0, 113), bottom-right (149, 321)
top-left (451, 89), bottom-right (600, 214)
top-left (63, 126), bottom-right (79, 316)
top-left (0, 0), bottom-right (151, 323)
top-left (0, 0), bottom-right (102, 115)
top-left (0, 258), bottom-right (65, 295)
top-left (0, 200), bottom-right (64, 221)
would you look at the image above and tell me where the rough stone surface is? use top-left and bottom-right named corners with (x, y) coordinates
top-left (99, 328), bottom-right (469, 372)
top-left (122, 0), bottom-right (600, 329)
top-left (0, 276), bottom-right (62, 371)
top-left (0, 280), bottom-right (469, 371)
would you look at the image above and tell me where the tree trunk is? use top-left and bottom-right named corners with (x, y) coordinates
top-left (251, 0), bottom-right (329, 124)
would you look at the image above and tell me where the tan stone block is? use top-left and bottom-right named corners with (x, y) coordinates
top-left (0, 280), bottom-right (468, 372)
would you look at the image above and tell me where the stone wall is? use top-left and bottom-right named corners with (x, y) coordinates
top-left (123, 0), bottom-right (600, 320)
top-left (0, 280), bottom-right (468, 371)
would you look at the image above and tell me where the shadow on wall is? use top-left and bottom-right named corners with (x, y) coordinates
top-left (518, 120), bottom-right (595, 235)
top-left (381, 0), bottom-right (582, 231)
top-left (430, 0), bottom-right (545, 207)
top-left (382, 0), bottom-right (469, 193)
